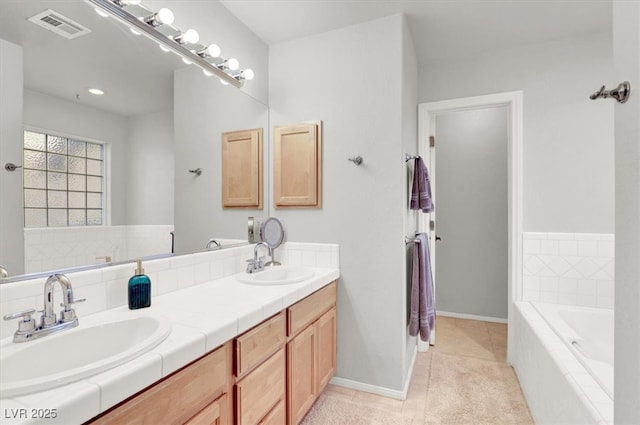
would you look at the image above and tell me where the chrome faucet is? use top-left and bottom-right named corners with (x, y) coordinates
top-left (246, 242), bottom-right (268, 273)
top-left (3, 273), bottom-right (85, 343)
top-left (0, 264), bottom-right (8, 278)
top-left (206, 238), bottom-right (221, 250)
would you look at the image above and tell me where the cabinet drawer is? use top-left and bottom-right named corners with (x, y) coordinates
top-left (259, 400), bottom-right (285, 425)
top-left (185, 393), bottom-right (230, 425)
top-left (288, 281), bottom-right (336, 336)
top-left (90, 342), bottom-right (231, 425)
top-left (236, 312), bottom-right (286, 377)
top-left (236, 349), bottom-right (285, 425)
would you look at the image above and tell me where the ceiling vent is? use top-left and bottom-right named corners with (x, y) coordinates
top-left (28, 9), bottom-right (91, 40)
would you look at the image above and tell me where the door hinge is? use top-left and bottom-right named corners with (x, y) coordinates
top-left (429, 136), bottom-right (435, 147)
top-left (430, 220), bottom-right (435, 231)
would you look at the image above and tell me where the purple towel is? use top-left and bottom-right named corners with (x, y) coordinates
top-left (410, 157), bottom-right (434, 213)
top-left (409, 233), bottom-right (436, 342)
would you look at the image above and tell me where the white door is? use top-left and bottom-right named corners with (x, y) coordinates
top-left (416, 123), bottom-right (437, 350)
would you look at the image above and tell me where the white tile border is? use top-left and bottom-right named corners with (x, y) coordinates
top-left (0, 242), bottom-right (339, 340)
top-left (522, 233), bottom-right (614, 309)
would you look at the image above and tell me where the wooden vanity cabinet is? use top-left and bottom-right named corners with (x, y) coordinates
top-left (234, 312), bottom-right (287, 425)
top-left (286, 283), bottom-right (337, 425)
top-left (88, 341), bottom-right (233, 425)
top-left (85, 281), bottom-right (337, 425)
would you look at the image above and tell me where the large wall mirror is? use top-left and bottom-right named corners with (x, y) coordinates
top-left (0, 0), bottom-right (269, 282)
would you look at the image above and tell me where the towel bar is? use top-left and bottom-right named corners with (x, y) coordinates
top-left (404, 153), bottom-right (420, 162)
top-left (405, 236), bottom-right (421, 245)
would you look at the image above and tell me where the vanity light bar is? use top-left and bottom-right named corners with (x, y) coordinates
top-left (86, 0), bottom-right (245, 88)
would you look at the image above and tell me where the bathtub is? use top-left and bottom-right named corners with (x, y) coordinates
top-left (532, 302), bottom-right (614, 398)
top-left (512, 302), bottom-right (614, 424)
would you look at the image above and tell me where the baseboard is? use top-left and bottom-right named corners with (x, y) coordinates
top-left (437, 310), bottom-right (508, 324)
top-left (329, 346), bottom-right (417, 401)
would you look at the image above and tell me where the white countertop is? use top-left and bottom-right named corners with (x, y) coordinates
top-left (0, 267), bottom-right (339, 425)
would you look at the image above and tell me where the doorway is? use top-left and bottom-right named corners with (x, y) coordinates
top-left (418, 91), bottom-right (523, 363)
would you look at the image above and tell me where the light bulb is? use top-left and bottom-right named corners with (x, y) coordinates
top-left (227, 58), bottom-right (239, 71)
top-left (243, 69), bottom-right (255, 80)
top-left (205, 44), bottom-right (221, 58)
top-left (95, 7), bottom-right (109, 17)
top-left (203, 69), bottom-right (213, 77)
top-left (159, 44), bottom-right (171, 52)
top-left (88, 88), bottom-right (104, 95)
top-left (220, 79), bottom-right (229, 86)
top-left (156, 8), bottom-right (174, 25)
top-left (182, 29), bottom-right (199, 44)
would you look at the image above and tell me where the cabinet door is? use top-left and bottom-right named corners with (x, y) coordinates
top-left (316, 307), bottom-right (337, 392)
top-left (273, 122), bottom-right (322, 208)
top-left (287, 324), bottom-right (317, 425)
top-left (221, 128), bottom-right (263, 208)
top-left (185, 393), bottom-right (230, 425)
top-left (258, 400), bottom-right (286, 425)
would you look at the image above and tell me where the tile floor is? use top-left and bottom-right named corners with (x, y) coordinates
top-left (311, 316), bottom-right (533, 425)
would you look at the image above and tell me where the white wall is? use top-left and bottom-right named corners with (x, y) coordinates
top-left (401, 17), bottom-right (419, 384)
top-left (23, 89), bottom-right (129, 224)
top-left (269, 14), bottom-right (415, 394)
top-left (435, 107), bottom-right (509, 319)
top-left (0, 39), bottom-right (24, 276)
top-left (613, 1), bottom-right (640, 422)
top-left (126, 109), bottom-right (174, 225)
top-left (173, 66), bottom-right (268, 254)
top-left (419, 32), bottom-right (614, 234)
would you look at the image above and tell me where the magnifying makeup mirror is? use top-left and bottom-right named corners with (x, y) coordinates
top-left (259, 217), bottom-right (284, 266)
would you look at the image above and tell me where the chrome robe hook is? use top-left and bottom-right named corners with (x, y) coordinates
top-left (590, 81), bottom-right (631, 103)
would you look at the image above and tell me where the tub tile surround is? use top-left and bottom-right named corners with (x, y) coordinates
top-left (0, 242), bottom-right (339, 424)
top-left (512, 303), bottom-right (613, 425)
top-left (23, 225), bottom-right (175, 273)
top-left (522, 232), bottom-right (614, 309)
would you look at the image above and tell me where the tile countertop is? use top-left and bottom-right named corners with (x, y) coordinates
top-left (0, 267), bottom-right (340, 425)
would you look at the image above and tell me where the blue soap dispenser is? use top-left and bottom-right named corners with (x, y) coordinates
top-left (128, 258), bottom-right (151, 309)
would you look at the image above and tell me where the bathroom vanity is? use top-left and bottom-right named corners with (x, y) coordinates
top-left (88, 281), bottom-right (337, 425)
top-left (0, 244), bottom-right (339, 425)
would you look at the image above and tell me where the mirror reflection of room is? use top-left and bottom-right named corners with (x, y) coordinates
top-left (0, 0), bottom-right (268, 280)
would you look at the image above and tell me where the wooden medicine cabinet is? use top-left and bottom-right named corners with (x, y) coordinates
top-left (221, 128), bottom-right (263, 208)
top-left (273, 121), bottom-right (322, 208)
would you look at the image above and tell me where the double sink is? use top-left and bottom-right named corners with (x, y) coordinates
top-left (0, 266), bottom-right (315, 398)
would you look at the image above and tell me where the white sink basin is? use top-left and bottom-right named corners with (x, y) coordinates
top-left (0, 314), bottom-right (171, 398)
top-left (237, 266), bottom-right (315, 285)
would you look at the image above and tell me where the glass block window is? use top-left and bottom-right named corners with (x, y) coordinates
top-left (23, 130), bottom-right (104, 227)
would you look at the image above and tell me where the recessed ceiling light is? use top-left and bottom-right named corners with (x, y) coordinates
top-left (88, 88), bottom-right (104, 95)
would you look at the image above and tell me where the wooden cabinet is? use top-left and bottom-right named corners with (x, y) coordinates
top-left (234, 313), bottom-right (287, 425)
top-left (235, 349), bottom-right (285, 425)
top-left (273, 121), bottom-right (322, 208)
top-left (87, 281), bottom-right (337, 425)
top-left (221, 128), bottom-right (263, 208)
top-left (258, 400), bottom-right (286, 425)
top-left (316, 307), bottom-right (337, 391)
top-left (287, 282), bottom-right (337, 425)
top-left (235, 312), bottom-right (286, 378)
top-left (185, 394), bottom-right (230, 425)
top-left (89, 342), bottom-right (233, 425)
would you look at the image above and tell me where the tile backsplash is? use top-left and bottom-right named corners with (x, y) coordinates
top-left (522, 232), bottom-right (614, 309)
top-left (24, 225), bottom-right (174, 273)
top-left (0, 242), bottom-right (339, 340)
